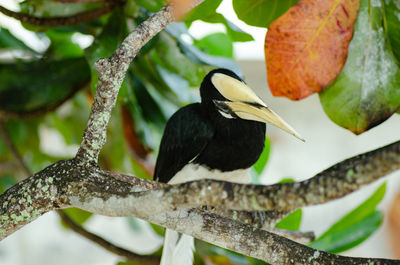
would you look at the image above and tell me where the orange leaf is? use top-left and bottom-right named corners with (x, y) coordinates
top-left (265, 0), bottom-right (360, 100)
top-left (170, 0), bottom-right (203, 19)
top-left (388, 192), bottom-right (400, 259)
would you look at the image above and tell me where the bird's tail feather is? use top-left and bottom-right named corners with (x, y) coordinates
top-left (160, 229), bottom-right (194, 265)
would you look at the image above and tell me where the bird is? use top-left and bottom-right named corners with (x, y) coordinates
top-left (154, 68), bottom-right (303, 265)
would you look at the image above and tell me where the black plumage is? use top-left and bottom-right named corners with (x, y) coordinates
top-left (154, 69), bottom-right (265, 184)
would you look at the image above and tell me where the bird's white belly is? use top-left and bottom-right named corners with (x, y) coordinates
top-left (168, 163), bottom-right (251, 184)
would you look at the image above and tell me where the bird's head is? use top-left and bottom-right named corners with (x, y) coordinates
top-left (200, 68), bottom-right (304, 141)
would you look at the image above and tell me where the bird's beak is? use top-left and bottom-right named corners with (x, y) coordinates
top-left (211, 73), bottom-right (304, 141)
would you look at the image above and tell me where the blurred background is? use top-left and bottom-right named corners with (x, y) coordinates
top-left (0, 0), bottom-right (400, 264)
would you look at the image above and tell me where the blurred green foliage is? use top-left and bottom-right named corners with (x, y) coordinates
top-left (309, 182), bottom-right (386, 253)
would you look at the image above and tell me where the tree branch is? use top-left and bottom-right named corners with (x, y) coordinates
top-left (146, 208), bottom-right (398, 265)
top-left (0, 2), bottom-right (119, 27)
top-left (206, 207), bottom-right (315, 244)
top-left (0, 121), bottom-right (31, 176)
top-left (0, 138), bottom-right (399, 263)
top-left (74, 139), bottom-right (398, 217)
top-left (56, 210), bottom-right (160, 265)
top-left (0, 81), bottom-right (89, 120)
top-left (0, 121), bottom-right (159, 265)
top-left (76, 4), bottom-right (175, 165)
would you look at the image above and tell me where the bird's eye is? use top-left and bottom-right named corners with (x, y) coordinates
top-left (218, 110), bottom-right (236, 119)
top-left (213, 100), bottom-right (237, 119)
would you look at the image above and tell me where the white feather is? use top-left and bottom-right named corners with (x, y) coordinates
top-left (173, 234), bottom-right (195, 265)
top-left (169, 164), bottom-right (251, 185)
top-left (160, 230), bottom-right (195, 265)
top-left (160, 229), bottom-right (180, 265)
top-left (160, 165), bottom-right (251, 265)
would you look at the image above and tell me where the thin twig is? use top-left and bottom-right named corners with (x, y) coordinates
top-left (0, 81), bottom-right (90, 120)
top-left (0, 1), bottom-right (119, 27)
top-left (56, 210), bottom-right (160, 265)
top-left (0, 120), bottom-right (159, 265)
top-left (0, 121), bottom-right (31, 177)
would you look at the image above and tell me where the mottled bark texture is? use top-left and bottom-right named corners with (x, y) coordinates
top-left (76, 5), bottom-right (175, 164)
top-left (1, 141), bottom-right (400, 264)
top-left (0, 2), bottom-right (399, 265)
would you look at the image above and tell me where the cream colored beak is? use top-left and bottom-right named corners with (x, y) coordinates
top-left (211, 73), bottom-right (304, 141)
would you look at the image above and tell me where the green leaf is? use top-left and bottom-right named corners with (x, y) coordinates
top-left (310, 210), bottom-right (382, 253)
top-left (321, 182), bottom-right (385, 236)
top-left (384, 0), bottom-right (400, 63)
top-left (223, 18), bottom-right (254, 42)
top-left (156, 65), bottom-right (199, 104)
top-left (0, 174), bottom-right (17, 194)
top-left (201, 13), bottom-right (254, 42)
top-left (0, 28), bottom-right (34, 51)
top-left (195, 33), bottom-right (233, 58)
top-left (151, 32), bottom-right (210, 86)
top-left (195, 240), bottom-right (250, 265)
top-left (164, 23), bottom-right (241, 75)
top-left (275, 209), bottom-right (302, 231)
top-left (0, 57), bottom-right (90, 115)
top-left (127, 66), bottom-right (169, 126)
top-left (47, 92), bottom-right (90, 146)
top-left (100, 107), bottom-right (132, 172)
top-left (252, 137), bottom-right (271, 176)
top-left (116, 262), bottom-right (134, 265)
top-left (46, 29), bottom-right (84, 58)
top-left (1, 119), bottom-right (51, 172)
top-left (134, 0), bottom-right (167, 12)
top-left (149, 223), bottom-right (165, 237)
top-left (309, 182), bottom-right (386, 253)
top-left (319, 0), bottom-right (400, 134)
top-left (85, 9), bottom-right (128, 93)
top-left (183, 0), bottom-right (223, 22)
top-left (277, 178), bottom-right (294, 184)
top-left (232, 0), bottom-right (299, 28)
top-left (195, 240), bottom-right (269, 265)
top-left (121, 92), bottom-right (158, 153)
top-left (61, 208), bottom-right (93, 228)
top-left (178, 38), bottom-right (242, 76)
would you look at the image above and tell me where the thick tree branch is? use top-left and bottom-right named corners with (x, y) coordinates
top-left (0, 138), bottom-right (399, 263)
top-left (74, 139), bottom-right (398, 216)
top-left (0, 121), bottom-right (159, 265)
top-left (146, 209), bottom-right (397, 265)
top-left (207, 207), bottom-right (315, 243)
top-left (0, 2), bottom-right (119, 27)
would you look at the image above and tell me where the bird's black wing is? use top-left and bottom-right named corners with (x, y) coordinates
top-left (154, 103), bottom-right (215, 183)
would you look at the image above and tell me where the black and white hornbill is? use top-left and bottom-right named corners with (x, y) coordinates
top-left (154, 68), bottom-right (303, 265)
